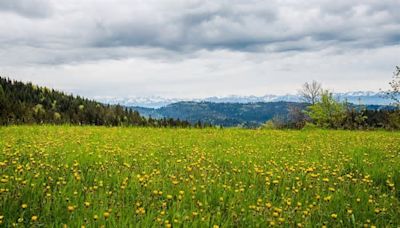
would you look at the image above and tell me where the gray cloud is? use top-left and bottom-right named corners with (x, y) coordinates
top-left (0, 0), bottom-right (399, 65)
top-left (0, 0), bottom-right (399, 98)
top-left (0, 0), bottom-right (52, 18)
top-left (85, 0), bottom-right (400, 52)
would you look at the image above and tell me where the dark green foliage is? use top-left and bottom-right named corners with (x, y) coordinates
top-left (132, 101), bottom-right (308, 128)
top-left (0, 77), bottom-right (192, 127)
top-left (134, 101), bottom-right (398, 129)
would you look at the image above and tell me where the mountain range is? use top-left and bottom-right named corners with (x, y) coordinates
top-left (94, 91), bottom-right (393, 108)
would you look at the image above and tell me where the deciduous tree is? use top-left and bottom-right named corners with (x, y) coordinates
top-left (299, 81), bottom-right (322, 105)
top-left (387, 66), bottom-right (400, 105)
top-left (306, 90), bottom-right (346, 129)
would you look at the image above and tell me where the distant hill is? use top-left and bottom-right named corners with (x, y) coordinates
top-left (131, 101), bottom-right (395, 127)
top-left (132, 101), bottom-right (308, 127)
top-left (0, 77), bottom-right (190, 127)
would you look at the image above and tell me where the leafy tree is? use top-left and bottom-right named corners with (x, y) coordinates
top-left (0, 84), bottom-right (6, 124)
top-left (384, 66), bottom-right (400, 130)
top-left (0, 84), bottom-right (4, 98)
top-left (287, 105), bottom-right (308, 129)
top-left (306, 90), bottom-right (347, 129)
top-left (342, 107), bottom-right (368, 130)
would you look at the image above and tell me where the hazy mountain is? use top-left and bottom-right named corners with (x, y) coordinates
top-left (95, 91), bottom-right (393, 108)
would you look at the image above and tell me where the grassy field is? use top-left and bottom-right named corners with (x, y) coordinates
top-left (0, 126), bottom-right (399, 227)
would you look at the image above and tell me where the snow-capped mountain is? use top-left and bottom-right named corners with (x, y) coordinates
top-left (92, 96), bottom-right (183, 108)
top-left (94, 91), bottom-right (393, 108)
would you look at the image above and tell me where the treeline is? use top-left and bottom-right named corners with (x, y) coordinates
top-left (0, 77), bottom-right (195, 127)
top-left (264, 85), bottom-right (400, 130)
top-left (133, 101), bottom-right (308, 128)
top-left (264, 66), bottom-right (400, 130)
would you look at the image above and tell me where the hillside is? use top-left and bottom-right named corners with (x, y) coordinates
top-left (132, 101), bottom-right (308, 127)
top-left (131, 101), bottom-right (396, 127)
top-left (0, 77), bottom-right (190, 127)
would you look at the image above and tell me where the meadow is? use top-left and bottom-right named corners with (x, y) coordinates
top-left (0, 126), bottom-right (399, 227)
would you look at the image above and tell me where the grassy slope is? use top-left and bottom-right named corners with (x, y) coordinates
top-left (0, 126), bottom-right (399, 227)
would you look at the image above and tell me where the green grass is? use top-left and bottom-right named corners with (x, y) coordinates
top-left (0, 126), bottom-right (399, 227)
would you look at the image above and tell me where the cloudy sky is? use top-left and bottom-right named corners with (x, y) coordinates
top-left (0, 0), bottom-right (399, 99)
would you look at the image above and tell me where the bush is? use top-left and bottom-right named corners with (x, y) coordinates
top-left (301, 122), bottom-right (319, 130)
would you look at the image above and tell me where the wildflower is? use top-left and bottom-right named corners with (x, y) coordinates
top-left (103, 212), bottom-right (110, 219)
top-left (67, 205), bottom-right (74, 212)
top-left (347, 209), bottom-right (353, 215)
top-left (136, 207), bottom-right (146, 215)
top-left (31, 215), bottom-right (38, 221)
top-left (21, 204), bottom-right (28, 209)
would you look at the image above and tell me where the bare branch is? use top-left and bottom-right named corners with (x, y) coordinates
top-left (387, 66), bottom-right (400, 104)
top-left (298, 80), bottom-right (322, 105)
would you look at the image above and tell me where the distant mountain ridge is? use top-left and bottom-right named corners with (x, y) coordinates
top-left (131, 101), bottom-right (308, 127)
top-left (95, 91), bottom-right (393, 108)
top-left (130, 101), bottom-right (395, 127)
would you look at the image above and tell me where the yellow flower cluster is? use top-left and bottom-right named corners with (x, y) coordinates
top-left (0, 126), bottom-right (399, 227)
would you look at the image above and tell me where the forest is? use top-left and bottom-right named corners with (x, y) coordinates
top-left (0, 77), bottom-right (193, 127)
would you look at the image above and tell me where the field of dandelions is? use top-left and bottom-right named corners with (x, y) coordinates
top-left (0, 126), bottom-right (399, 227)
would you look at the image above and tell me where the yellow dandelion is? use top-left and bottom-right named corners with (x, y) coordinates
top-left (67, 205), bottom-right (75, 212)
top-left (347, 209), bottom-right (353, 215)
